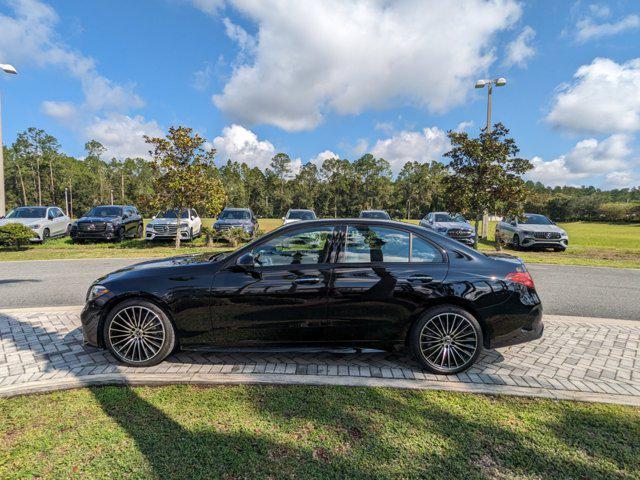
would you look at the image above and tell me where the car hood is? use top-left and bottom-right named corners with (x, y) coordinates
top-left (78, 216), bottom-right (121, 223)
top-left (0, 218), bottom-right (42, 226)
top-left (95, 252), bottom-right (225, 284)
top-left (518, 224), bottom-right (565, 233)
top-left (435, 221), bottom-right (473, 230)
top-left (215, 218), bottom-right (252, 225)
top-left (148, 217), bottom-right (185, 225)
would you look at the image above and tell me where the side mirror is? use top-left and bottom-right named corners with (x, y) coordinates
top-left (510, 221), bottom-right (517, 226)
top-left (236, 252), bottom-right (255, 268)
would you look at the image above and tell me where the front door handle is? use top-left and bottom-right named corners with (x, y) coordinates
top-left (293, 276), bottom-right (321, 285)
top-left (407, 275), bottom-right (433, 284)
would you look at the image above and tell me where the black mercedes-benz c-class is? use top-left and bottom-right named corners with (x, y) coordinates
top-left (81, 219), bottom-right (543, 374)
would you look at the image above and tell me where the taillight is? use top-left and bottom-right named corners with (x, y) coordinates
top-left (505, 271), bottom-right (535, 289)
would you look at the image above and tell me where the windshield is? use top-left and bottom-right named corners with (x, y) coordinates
top-left (434, 213), bottom-right (455, 222)
top-left (360, 211), bottom-right (390, 219)
top-left (219, 210), bottom-right (251, 220)
top-left (6, 207), bottom-right (47, 219)
top-left (453, 214), bottom-right (467, 223)
top-left (287, 210), bottom-right (316, 220)
top-left (86, 206), bottom-right (123, 218)
top-left (520, 214), bottom-right (552, 225)
top-left (158, 209), bottom-right (189, 219)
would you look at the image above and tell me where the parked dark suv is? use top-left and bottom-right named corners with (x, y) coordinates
top-left (71, 205), bottom-right (143, 242)
top-left (213, 208), bottom-right (258, 236)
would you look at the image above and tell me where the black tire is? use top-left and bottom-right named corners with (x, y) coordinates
top-left (103, 299), bottom-right (176, 367)
top-left (116, 227), bottom-right (125, 242)
top-left (512, 234), bottom-right (521, 250)
top-left (189, 227), bottom-right (194, 241)
top-left (42, 228), bottom-right (50, 243)
top-left (410, 305), bottom-right (483, 375)
top-left (137, 223), bottom-right (143, 238)
top-left (554, 246), bottom-right (566, 252)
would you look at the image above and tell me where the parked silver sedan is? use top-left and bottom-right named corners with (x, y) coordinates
top-left (495, 213), bottom-right (568, 251)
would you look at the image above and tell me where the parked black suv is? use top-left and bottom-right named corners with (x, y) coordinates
top-left (71, 205), bottom-right (143, 242)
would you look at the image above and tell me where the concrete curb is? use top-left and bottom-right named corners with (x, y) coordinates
top-left (1, 372), bottom-right (639, 406)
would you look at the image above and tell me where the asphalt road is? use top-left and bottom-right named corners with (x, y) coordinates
top-left (0, 258), bottom-right (638, 320)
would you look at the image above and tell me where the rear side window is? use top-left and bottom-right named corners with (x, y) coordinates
top-left (345, 226), bottom-right (409, 262)
top-left (344, 226), bottom-right (443, 263)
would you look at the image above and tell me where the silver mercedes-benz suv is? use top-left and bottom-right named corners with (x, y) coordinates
top-left (495, 213), bottom-right (568, 251)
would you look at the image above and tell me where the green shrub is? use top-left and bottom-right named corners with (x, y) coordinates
top-left (213, 227), bottom-right (253, 248)
top-left (0, 223), bottom-right (34, 248)
top-left (598, 202), bottom-right (640, 222)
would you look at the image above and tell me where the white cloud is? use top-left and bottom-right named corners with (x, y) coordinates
top-left (526, 134), bottom-right (634, 186)
top-left (83, 114), bottom-right (163, 160)
top-left (370, 127), bottom-right (450, 175)
top-left (546, 58), bottom-right (640, 135)
top-left (604, 170), bottom-right (640, 189)
top-left (186, 0), bottom-right (225, 16)
top-left (0, 0), bottom-right (160, 159)
top-left (191, 62), bottom-right (214, 91)
top-left (456, 120), bottom-right (474, 132)
top-left (575, 10), bottom-right (639, 43)
top-left (212, 0), bottom-right (521, 131)
top-left (212, 124), bottom-right (276, 169)
top-left (504, 26), bottom-right (535, 68)
top-left (309, 150), bottom-right (339, 168)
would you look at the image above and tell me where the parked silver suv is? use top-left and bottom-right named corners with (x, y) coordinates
top-left (495, 213), bottom-right (568, 251)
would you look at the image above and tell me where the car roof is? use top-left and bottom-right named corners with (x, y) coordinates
top-left (360, 209), bottom-right (387, 213)
top-left (223, 207), bottom-right (251, 211)
top-left (288, 208), bottom-right (314, 212)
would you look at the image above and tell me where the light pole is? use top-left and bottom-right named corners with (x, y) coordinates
top-left (475, 77), bottom-right (506, 238)
top-left (475, 77), bottom-right (506, 132)
top-left (0, 63), bottom-right (18, 217)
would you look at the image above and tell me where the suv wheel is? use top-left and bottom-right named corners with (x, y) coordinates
top-left (410, 305), bottom-right (483, 374)
top-left (104, 299), bottom-right (176, 367)
top-left (42, 228), bottom-right (50, 243)
top-left (512, 234), bottom-right (521, 250)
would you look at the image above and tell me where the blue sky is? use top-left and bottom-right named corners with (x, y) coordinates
top-left (1, 0), bottom-right (639, 188)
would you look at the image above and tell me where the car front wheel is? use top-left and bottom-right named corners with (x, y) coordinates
top-left (103, 299), bottom-right (176, 367)
top-left (410, 305), bottom-right (483, 374)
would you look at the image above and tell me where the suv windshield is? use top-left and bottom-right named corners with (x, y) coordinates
top-left (6, 207), bottom-right (47, 219)
top-left (360, 211), bottom-right (390, 219)
top-left (434, 213), bottom-right (454, 222)
top-left (219, 210), bottom-right (251, 220)
top-left (520, 214), bottom-right (552, 225)
top-left (287, 210), bottom-right (316, 220)
top-left (158, 209), bottom-right (189, 219)
top-left (86, 206), bottom-right (123, 218)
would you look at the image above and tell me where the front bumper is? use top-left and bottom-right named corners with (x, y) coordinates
top-left (449, 235), bottom-right (474, 246)
top-left (72, 230), bottom-right (117, 240)
top-left (520, 237), bottom-right (568, 248)
top-left (146, 229), bottom-right (191, 240)
top-left (80, 299), bottom-right (108, 347)
top-left (214, 225), bottom-right (254, 234)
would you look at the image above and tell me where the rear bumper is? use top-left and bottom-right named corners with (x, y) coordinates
top-left (487, 303), bottom-right (544, 349)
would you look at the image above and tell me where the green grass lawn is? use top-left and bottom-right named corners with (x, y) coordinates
top-left (1, 385), bottom-right (638, 479)
top-left (1, 218), bottom-right (638, 269)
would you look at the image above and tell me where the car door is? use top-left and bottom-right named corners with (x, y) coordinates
top-left (209, 225), bottom-right (339, 346)
top-left (45, 208), bottom-right (59, 235)
top-left (326, 224), bottom-right (448, 345)
top-left (191, 209), bottom-right (201, 234)
top-left (123, 207), bottom-right (135, 237)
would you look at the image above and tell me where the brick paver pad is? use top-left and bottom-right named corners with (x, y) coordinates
top-left (1, 307), bottom-right (638, 405)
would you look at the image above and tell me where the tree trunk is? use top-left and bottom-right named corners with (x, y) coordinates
top-left (473, 215), bottom-right (480, 250)
top-left (174, 216), bottom-right (181, 249)
top-left (121, 171), bottom-right (125, 202)
top-left (16, 163), bottom-right (27, 205)
top-left (69, 183), bottom-right (74, 218)
top-left (48, 159), bottom-right (55, 204)
top-left (35, 158), bottom-right (42, 205)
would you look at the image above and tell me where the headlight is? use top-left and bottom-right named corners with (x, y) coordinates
top-left (30, 224), bottom-right (41, 229)
top-left (436, 226), bottom-right (448, 233)
top-left (522, 231), bottom-right (534, 236)
top-left (86, 285), bottom-right (109, 302)
top-left (105, 223), bottom-right (115, 230)
top-left (180, 222), bottom-right (189, 229)
top-left (146, 224), bottom-right (153, 230)
top-left (560, 231), bottom-right (568, 237)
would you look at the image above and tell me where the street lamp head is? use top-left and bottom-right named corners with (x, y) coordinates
top-left (495, 77), bottom-right (507, 87)
top-left (475, 79), bottom-right (488, 89)
top-left (0, 64), bottom-right (17, 75)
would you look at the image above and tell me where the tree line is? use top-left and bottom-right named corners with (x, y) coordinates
top-left (3, 126), bottom-right (639, 222)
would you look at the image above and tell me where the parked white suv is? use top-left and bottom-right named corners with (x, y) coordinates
top-left (495, 213), bottom-right (568, 251)
top-left (145, 208), bottom-right (202, 241)
top-left (283, 209), bottom-right (316, 225)
top-left (0, 206), bottom-right (71, 242)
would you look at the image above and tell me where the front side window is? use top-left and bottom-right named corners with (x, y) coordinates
top-left (345, 226), bottom-right (410, 263)
top-left (287, 210), bottom-right (316, 220)
top-left (252, 226), bottom-right (335, 266)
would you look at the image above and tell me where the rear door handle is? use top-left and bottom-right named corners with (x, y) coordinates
top-left (293, 276), bottom-right (321, 285)
top-left (408, 275), bottom-right (434, 283)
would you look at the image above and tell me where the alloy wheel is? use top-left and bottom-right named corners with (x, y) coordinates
top-left (418, 313), bottom-right (478, 372)
top-left (108, 306), bottom-right (166, 363)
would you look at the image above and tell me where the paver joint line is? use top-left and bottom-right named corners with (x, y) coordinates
top-left (1, 308), bottom-right (639, 405)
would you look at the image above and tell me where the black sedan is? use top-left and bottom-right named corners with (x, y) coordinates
top-left (81, 219), bottom-right (543, 374)
top-left (71, 205), bottom-right (143, 242)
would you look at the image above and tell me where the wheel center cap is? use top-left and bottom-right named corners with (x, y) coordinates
top-left (443, 335), bottom-right (453, 345)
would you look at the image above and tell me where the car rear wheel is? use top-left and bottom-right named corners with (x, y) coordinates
top-left (137, 223), bottom-right (143, 238)
top-left (103, 299), bottom-right (176, 367)
top-left (512, 234), bottom-right (521, 250)
top-left (42, 228), bottom-right (50, 243)
top-left (410, 305), bottom-right (483, 374)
